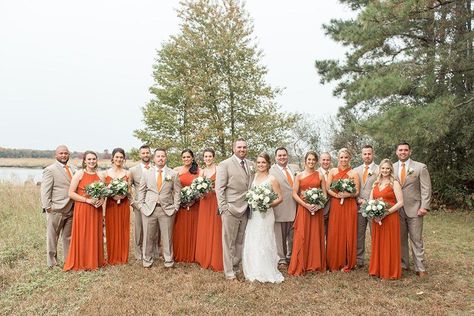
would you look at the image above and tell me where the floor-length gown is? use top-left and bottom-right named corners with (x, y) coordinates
top-left (173, 170), bottom-right (199, 263)
top-left (195, 173), bottom-right (223, 271)
top-left (368, 184), bottom-right (402, 279)
top-left (288, 172), bottom-right (326, 275)
top-left (64, 172), bottom-right (106, 271)
top-left (242, 177), bottom-right (284, 283)
top-left (326, 167), bottom-right (358, 271)
top-left (104, 175), bottom-right (130, 265)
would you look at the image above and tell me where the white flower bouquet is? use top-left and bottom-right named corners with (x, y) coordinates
top-left (361, 199), bottom-right (389, 225)
top-left (302, 188), bottom-right (327, 215)
top-left (245, 183), bottom-right (278, 213)
top-left (190, 176), bottom-right (213, 197)
top-left (106, 178), bottom-right (129, 204)
top-left (330, 178), bottom-right (357, 204)
top-left (180, 186), bottom-right (198, 210)
top-left (85, 181), bottom-right (108, 199)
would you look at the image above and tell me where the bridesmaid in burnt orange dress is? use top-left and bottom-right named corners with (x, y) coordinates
top-left (64, 151), bottom-right (106, 271)
top-left (195, 148), bottom-right (223, 271)
top-left (326, 148), bottom-right (360, 272)
top-left (368, 159), bottom-right (403, 280)
top-left (288, 151), bottom-right (327, 276)
top-left (103, 148), bottom-right (131, 265)
top-left (173, 149), bottom-right (200, 263)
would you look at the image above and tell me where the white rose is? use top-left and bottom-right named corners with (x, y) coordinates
top-left (264, 189), bottom-right (270, 194)
top-left (342, 183), bottom-right (347, 188)
top-left (197, 176), bottom-right (203, 181)
top-left (371, 205), bottom-right (377, 211)
top-left (377, 205), bottom-right (383, 210)
top-left (366, 206), bottom-right (371, 211)
top-left (263, 196), bottom-right (270, 203)
top-left (312, 194), bottom-right (318, 199)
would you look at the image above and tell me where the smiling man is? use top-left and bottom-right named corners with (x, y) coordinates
top-left (269, 147), bottom-right (298, 267)
top-left (393, 141), bottom-right (432, 277)
top-left (40, 145), bottom-right (75, 267)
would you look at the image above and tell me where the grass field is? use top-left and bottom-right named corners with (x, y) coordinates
top-left (0, 184), bottom-right (473, 315)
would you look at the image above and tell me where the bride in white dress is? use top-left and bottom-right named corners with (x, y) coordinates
top-left (243, 152), bottom-right (284, 283)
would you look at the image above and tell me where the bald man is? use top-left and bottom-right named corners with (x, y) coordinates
top-left (40, 145), bottom-right (75, 267)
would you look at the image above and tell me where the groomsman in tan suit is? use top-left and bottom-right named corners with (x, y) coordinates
top-left (40, 145), bottom-right (75, 267)
top-left (394, 142), bottom-right (431, 277)
top-left (269, 147), bottom-right (298, 266)
top-left (354, 145), bottom-right (379, 267)
top-left (130, 145), bottom-right (153, 261)
top-left (318, 152), bottom-right (332, 236)
top-left (216, 138), bottom-right (254, 280)
top-left (137, 148), bottom-right (181, 268)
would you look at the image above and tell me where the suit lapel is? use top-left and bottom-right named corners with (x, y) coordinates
top-left (55, 163), bottom-right (70, 183)
top-left (232, 157), bottom-right (248, 178)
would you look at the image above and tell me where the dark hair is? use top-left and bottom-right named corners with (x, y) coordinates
top-left (396, 141), bottom-right (411, 150)
top-left (305, 151), bottom-right (318, 162)
top-left (362, 145), bottom-right (373, 151)
top-left (82, 151), bottom-right (98, 170)
top-left (257, 152), bottom-right (271, 171)
top-left (233, 138), bottom-right (247, 147)
top-left (111, 147), bottom-right (126, 163)
top-left (203, 148), bottom-right (215, 157)
top-left (154, 148), bottom-right (167, 156)
top-left (274, 147), bottom-right (288, 156)
top-left (139, 144), bottom-right (151, 151)
top-left (181, 149), bottom-right (198, 174)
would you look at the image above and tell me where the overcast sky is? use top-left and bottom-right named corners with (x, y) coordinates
top-left (0, 0), bottom-right (354, 152)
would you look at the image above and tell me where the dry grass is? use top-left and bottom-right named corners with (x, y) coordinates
top-left (0, 184), bottom-right (473, 315)
top-left (0, 158), bottom-right (138, 169)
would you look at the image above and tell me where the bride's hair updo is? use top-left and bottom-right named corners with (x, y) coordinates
top-left (257, 152), bottom-right (271, 171)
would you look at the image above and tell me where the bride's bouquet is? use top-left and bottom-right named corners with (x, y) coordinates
top-left (105, 178), bottom-right (129, 204)
top-left (330, 178), bottom-right (356, 204)
top-left (302, 188), bottom-right (327, 215)
top-left (361, 199), bottom-right (390, 225)
top-left (190, 176), bottom-right (213, 197)
top-left (245, 183), bottom-right (278, 213)
top-left (85, 181), bottom-right (108, 199)
top-left (180, 186), bottom-right (198, 210)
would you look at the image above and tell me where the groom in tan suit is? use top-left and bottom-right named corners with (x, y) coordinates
top-left (354, 145), bottom-right (379, 267)
top-left (137, 148), bottom-right (181, 268)
top-left (40, 145), bottom-right (75, 267)
top-left (216, 138), bottom-right (254, 280)
top-left (394, 142), bottom-right (432, 277)
top-left (269, 147), bottom-right (298, 266)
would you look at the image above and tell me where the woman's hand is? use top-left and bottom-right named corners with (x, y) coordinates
top-left (374, 216), bottom-right (383, 225)
top-left (113, 194), bottom-right (126, 201)
top-left (94, 198), bottom-right (104, 208)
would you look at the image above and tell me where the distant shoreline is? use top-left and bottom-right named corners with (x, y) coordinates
top-left (0, 158), bottom-right (138, 169)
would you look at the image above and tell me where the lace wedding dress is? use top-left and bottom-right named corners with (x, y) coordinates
top-left (242, 177), bottom-right (284, 283)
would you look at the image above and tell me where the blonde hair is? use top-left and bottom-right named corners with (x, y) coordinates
top-left (338, 148), bottom-right (352, 159)
top-left (374, 158), bottom-right (396, 186)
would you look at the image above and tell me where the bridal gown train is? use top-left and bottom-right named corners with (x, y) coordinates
top-left (242, 178), bottom-right (284, 283)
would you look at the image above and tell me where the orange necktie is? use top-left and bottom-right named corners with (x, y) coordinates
top-left (284, 167), bottom-right (294, 187)
top-left (400, 162), bottom-right (406, 185)
top-left (64, 165), bottom-right (72, 180)
top-left (157, 169), bottom-right (163, 191)
top-left (362, 165), bottom-right (369, 184)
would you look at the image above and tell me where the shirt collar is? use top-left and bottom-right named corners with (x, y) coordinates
top-left (398, 159), bottom-right (412, 168)
top-left (233, 155), bottom-right (245, 164)
top-left (364, 161), bottom-right (375, 170)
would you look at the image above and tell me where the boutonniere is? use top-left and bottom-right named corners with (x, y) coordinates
top-left (294, 171), bottom-right (298, 177)
top-left (165, 175), bottom-right (173, 182)
top-left (368, 170), bottom-right (374, 177)
top-left (248, 165), bottom-right (255, 174)
top-left (407, 168), bottom-right (415, 176)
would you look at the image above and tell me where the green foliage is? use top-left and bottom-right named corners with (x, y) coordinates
top-left (316, 0), bottom-right (474, 207)
top-left (135, 0), bottom-right (297, 159)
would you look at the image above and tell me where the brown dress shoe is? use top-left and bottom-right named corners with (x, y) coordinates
top-left (416, 271), bottom-right (427, 277)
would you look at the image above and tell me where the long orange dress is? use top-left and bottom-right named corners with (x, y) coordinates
top-left (64, 172), bottom-right (106, 271)
top-left (104, 175), bottom-right (130, 265)
top-left (326, 167), bottom-right (358, 272)
top-left (173, 170), bottom-right (200, 263)
top-left (369, 184), bottom-right (401, 280)
top-left (288, 172), bottom-right (326, 275)
top-left (195, 173), bottom-right (223, 271)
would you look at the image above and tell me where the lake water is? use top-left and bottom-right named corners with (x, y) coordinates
top-left (0, 167), bottom-right (44, 183)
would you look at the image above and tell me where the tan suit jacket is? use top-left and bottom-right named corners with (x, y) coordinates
top-left (354, 163), bottom-right (379, 209)
top-left (130, 164), bottom-right (144, 208)
top-left (137, 166), bottom-right (181, 217)
top-left (269, 164), bottom-right (298, 222)
top-left (393, 160), bottom-right (432, 218)
top-left (41, 161), bottom-right (75, 213)
top-left (215, 156), bottom-right (254, 217)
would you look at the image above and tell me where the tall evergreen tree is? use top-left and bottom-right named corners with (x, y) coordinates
top-left (316, 0), bottom-right (474, 206)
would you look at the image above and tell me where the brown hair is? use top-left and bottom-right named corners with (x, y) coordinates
top-left (257, 152), bottom-right (271, 171)
top-left (305, 151), bottom-right (318, 162)
top-left (82, 151), bottom-right (98, 170)
top-left (374, 158), bottom-right (396, 187)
